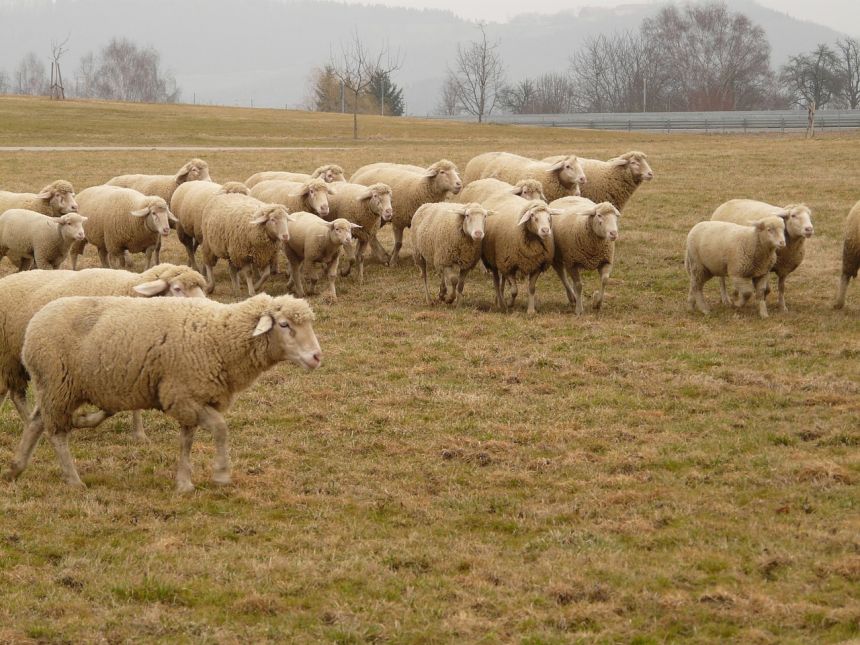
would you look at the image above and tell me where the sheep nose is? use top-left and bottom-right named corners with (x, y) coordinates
top-left (645, 172), bottom-right (654, 180)
top-left (804, 227), bottom-right (814, 236)
top-left (308, 351), bottom-right (322, 368)
top-left (473, 230), bottom-right (484, 240)
top-left (540, 227), bottom-right (551, 237)
top-left (320, 205), bottom-right (329, 215)
top-left (69, 205), bottom-right (78, 212)
top-left (609, 232), bottom-right (618, 240)
top-left (579, 176), bottom-right (587, 184)
top-left (383, 210), bottom-right (393, 221)
top-left (161, 228), bottom-right (170, 236)
top-left (280, 233), bottom-right (290, 242)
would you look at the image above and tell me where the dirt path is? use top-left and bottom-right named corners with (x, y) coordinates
top-left (0, 146), bottom-right (352, 152)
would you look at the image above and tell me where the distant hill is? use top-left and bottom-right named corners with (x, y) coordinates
top-left (0, 0), bottom-right (849, 115)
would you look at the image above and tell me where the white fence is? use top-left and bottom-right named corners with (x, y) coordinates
top-left (426, 110), bottom-right (860, 132)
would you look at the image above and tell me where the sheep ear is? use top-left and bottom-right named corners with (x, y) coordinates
top-left (610, 157), bottom-right (630, 167)
top-left (326, 185), bottom-right (336, 195)
top-left (252, 314), bottom-right (274, 337)
top-left (357, 188), bottom-right (374, 201)
top-left (485, 210), bottom-right (496, 217)
top-left (424, 167), bottom-right (439, 178)
top-left (249, 209), bottom-right (270, 225)
top-left (36, 189), bottom-right (54, 199)
top-left (450, 205), bottom-right (468, 217)
top-left (175, 162), bottom-right (193, 182)
top-left (130, 208), bottom-right (150, 218)
top-left (547, 160), bottom-right (566, 172)
top-left (517, 209), bottom-right (533, 226)
top-left (549, 209), bottom-right (563, 217)
top-left (133, 279), bottom-right (169, 296)
top-left (775, 210), bottom-right (790, 220)
top-left (286, 213), bottom-right (298, 222)
top-left (753, 220), bottom-right (766, 231)
top-left (511, 186), bottom-right (524, 196)
top-left (58, 214), bottom-right (72, 224)
top-left (167, 210), bottom-right (179, 223)
top-left (79, 216), bottom-right (88, 222)
top-left (350, 223), bottom-right (362, 229)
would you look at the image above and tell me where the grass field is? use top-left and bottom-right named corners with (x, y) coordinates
top-left (0, 96), bottom-right (858, 643)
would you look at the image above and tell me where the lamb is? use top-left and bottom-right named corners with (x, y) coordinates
top-left (349, 160), bottom-right (463, 265)
top-left (69, 185), bottom-right (175, 270)
top-left (711, 199), bottom-right (814, 312)
top-left (548, 197), bottom-right (621, 315)
top-left (456, 178), bottom-right (546, 204)
top-left (0, 263), bottom-right (207, 439)
top-left (4, 293), bottom-right (321, 492)
top-left (250, 177), bottom-right (334, 218)
top-left (411, 202), bottom-right (491, 306)
top-left (171, 181), bottom-right (250, 271)
top-left (463, 152), bottom-right (586, 202)
top-left (835, 200), bottom-right (860, 310)
top-left (543, 151), bottom-right (653, 210)
top-left (481, 195), bottom-right (556, 315)
top-left (0, 180), bottom-right (79, 218)
top-left (245, 164), bottom-right (347, 188)
top-left (324, 182), bottom-right (394, 282)
top-left (199, 193), bottom-right (292, 296)
top-left (685, 217), bottom-right (786, 318)
top-left (106, 158), bottom-right (211, 203)
top-left (0, 209), bottom-right (87, 270)
top-left (283, 212), bottom-right (359, 302)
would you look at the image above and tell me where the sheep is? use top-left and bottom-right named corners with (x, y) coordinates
top-left (106, 158), bottom-right (211, 203)
top-left (0, 180), bottom-right (79, 218)
top-left (324, 182), bottom-right (394, 283)
top-left (0, 209), bottom-right (87, 271)
top-left (249, 178), bottom-right (333, 218)
top-left (171, 181), bottom-right (250, 272)
top-left (69, 185), bottom-right (175, 270)
top-left (543, 151), bottom-right (653, 210)
top-left (4, 293), bottom-right (321, 492)
top-left (199, 193), bottom-right (292, 296)
top-left (463, 152), bottom-right (586, 202)
top-left (685, 217), bottom-right (786, 318)
top-left (283, 212), bottom-right (359, 302)
top-left (711, 199), bottom-right (814, 312)
top-left (0, 263), bottom-right (207, 439)
top-left (349, 160), bottom-right (463, 266)
top-left (411, 202), bottom-right (490, 306)
top-left (456, 178), bottom-right (547, 204)
top-left (245, 164), bottom-right (347, 188)
top-left (548, 197), bottom-right (621, 315)
top-left (481, 195), bottom-right (556, 315)
top-left (835, 200), bottom-right (860, 310)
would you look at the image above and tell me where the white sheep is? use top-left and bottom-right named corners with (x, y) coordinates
top-left (5, 293), bottom-right (321, 492)
top-left (69, 185), bottom-right (175, 270)
top-left (245, 164), bottom-right (347, 188)
top-left (325, 182), bottom-right (394, 283)
top-left (456, 178), bottom-right (547, 204)
top-left (543, 151), bottom-right (653, 210)
top-left (685, 217), bottom-right (786, 318)
top-left (412, 202), bottom-right (490, 306)
top-left (0, 264), bottom-right (207, 439)
top-left (464, 152), bottom-right (585, 201)
top-left (283, 212), bottom-right (359, 302)
top-left (106, 158), bottom-right (211, 203)
top-left (171, 181), bottom-right (249, 272)
top-left (711, 199), bottom-right (814, 312)
top-left (0, 180), bottom-right (79, 218)
top-left (249, 178), bottom-right (334, 218)
top-left (199, 193), bottom-right (292, 296)
top-left (481, 195), bottom-right (556, 315)
top-left (349, 160), bottom-right (463, 266)
top-left (835, 200), bottom-right (860, 310)
top-left (548, 196), bottom-right (621, 315)
top-left (0, 209), bottom-right (87, 270)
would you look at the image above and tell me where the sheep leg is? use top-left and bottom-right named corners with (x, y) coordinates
top-left (568, 266), bottom-right (584, 315)
top-left (131, 411), bottom-right (146, 441)
top-left (69, 241), bottom-right (84, 270)
top-left (242, 266), bottom-right (257, 297)
top-left (553, 262), bottom-right (576, 307)
top-left (288, 259), bottom-right (305, 297)
top-left (388, 226), bottom-right (404, 267)
top-left (526, 272), bottom-right (540, 316)
top-left (175, 425), bottom-right (196, 494)
top-left (8, 389), bottom-right (30, 423)
top-left (416, 254), bottom-right (431, 304)
top-left (48, 429), bottom-right (85, 488)
top-left (455, 268), bottom-right (469, 306)
top-left (834, 273), bottom-right (850, 309)
top-left (324, 258), bottom-right (339, 303)
top-left (227, 264), bottom-right (240, 297)
top-left (199, 406), bottom-right (231, 486)
top-left (203, 263), bottom-right (217, 295)
top-left (733, 278), bottom-right (753, 309)
top-left (442, 267), bottom-right (458, 304)
top-left (254, 266), bottom-right (272, 293)
top-left (357, 241), bottom-right (368, 285)
top-left (153, 237), bottom-right (162, 266)
top-left (754, 275), bottom-right (769, 319)
top-left (776, 275), bottom-right (788, 312)
top-left (718, 277), bottom-right (731, 305)
top-left (490, 268), bottom-right (506, 313)
top-left (507, 277), bottom-right (519, 309)
top-left (99, 249), bottom-right (112, 268)
top-left (593, 264), bottom-right (611, 311)
top-left (688, 273), bottom-right (709, 315)
top-left (4, 408), bottom-right (47, 482)
top-left (369, 233), bottom-right (390, 264)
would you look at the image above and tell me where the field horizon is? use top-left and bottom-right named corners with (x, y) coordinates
top-left (0, 96), bottom-right (857, 643)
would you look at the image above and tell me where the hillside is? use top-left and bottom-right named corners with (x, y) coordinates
top-left (0, 0), bottom-right (850, 114)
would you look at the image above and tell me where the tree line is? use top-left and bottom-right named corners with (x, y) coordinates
top-left (0, 38), bottom-right (179, 103)
top-left (437, 1), bottom-right (860, 121)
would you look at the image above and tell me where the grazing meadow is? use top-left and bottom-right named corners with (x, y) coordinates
top-left (0, 96), bottom-right (857, 643)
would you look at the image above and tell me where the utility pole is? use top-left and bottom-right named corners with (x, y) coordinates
top-left (380, 74), bottom-right (384, 116)
top-left (341, 80), bottom-right (345, 113)
top-left (643, 76), bottom-right (646, 112)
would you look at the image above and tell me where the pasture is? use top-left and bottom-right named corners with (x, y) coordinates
top-left (0, 96), bottom-right (857, 643)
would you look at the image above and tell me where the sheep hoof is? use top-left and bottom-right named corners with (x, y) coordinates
top-left (833, 301), bottom-right (844, 310)
top-left (2, 468), bottom-right (18, 483)
top-left (67, 479), bottom-right (87, 490)
top-left (176, 481), bottom-right (195, 494)
top-left (212, 472), bottom-right (232, 487)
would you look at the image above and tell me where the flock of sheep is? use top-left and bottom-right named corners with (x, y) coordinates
top-left (0, 151), bottom-right (858, 492)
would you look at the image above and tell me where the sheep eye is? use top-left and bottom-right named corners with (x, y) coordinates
top-left (279, 321), bottom-right (290, 329)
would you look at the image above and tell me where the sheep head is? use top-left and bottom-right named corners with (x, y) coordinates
top-left (610, 151), bottom-right (653, 183)
top-left (313, 164), bottom-right (347, 183)
top-left (451, 202), bottom-right (489, 242)
top-left (512, 179), bottom-right (546, 202)
top-left (517, 201), bottom-right (553, 240)
top-left (251, 294), bottom-right (322, 370)
top-left (250, 204), bottom-right (291, 242)
top-left (57, 213), bottom-right (88, 242)
top-left (134, 264), bottom-right (208, 298)
top-left (359, 183), bottom-right (394, 222)
top-left (586, 202), bottom-right (621, 242)
top-left (778, 204), bottom-right (814, 239)
top-left (131, 197), bottom-right (174, 236)
top-left (753, 216), bottom-right (786, 250)
top-left (547, 156), bottom-right (587, 191)
top-left (37, 180), bottom-right (78, 214)
top-left (291, 178), bottom-right (331, 217)
top-left (175, 158), bottom-right (211, 184)
top-left (424, 160), bottom-right (462, 196)
top-left (219, 181), bottom-right (250, 196)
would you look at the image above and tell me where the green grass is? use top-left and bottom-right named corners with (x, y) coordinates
top-left (0, 96), bottom-right (858, 643)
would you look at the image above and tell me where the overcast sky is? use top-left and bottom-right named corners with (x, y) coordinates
top-left (343, 0), bottom-right (857, 34)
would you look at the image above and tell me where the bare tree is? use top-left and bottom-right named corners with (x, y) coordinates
top-left (779, 44), bottom-right (841, 138)
top-left (435, 73), bottom-right (461, 116)
top-left (329, 31), bottom-right (402, 139)
top-left (14, 52), bottom-right (47, 96)
top-left (50, 35), bottom-right (70, 100)
top-left (500, 73), bottom-right (575, 114)
top-left (836, 37), bottom-right (860, 109)
top-left (498, 78), bottom-right (536, 114)
top-left (448, 24), bottom-right (505, 123)
top-left (0, 69), bottom-right (8, 94)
